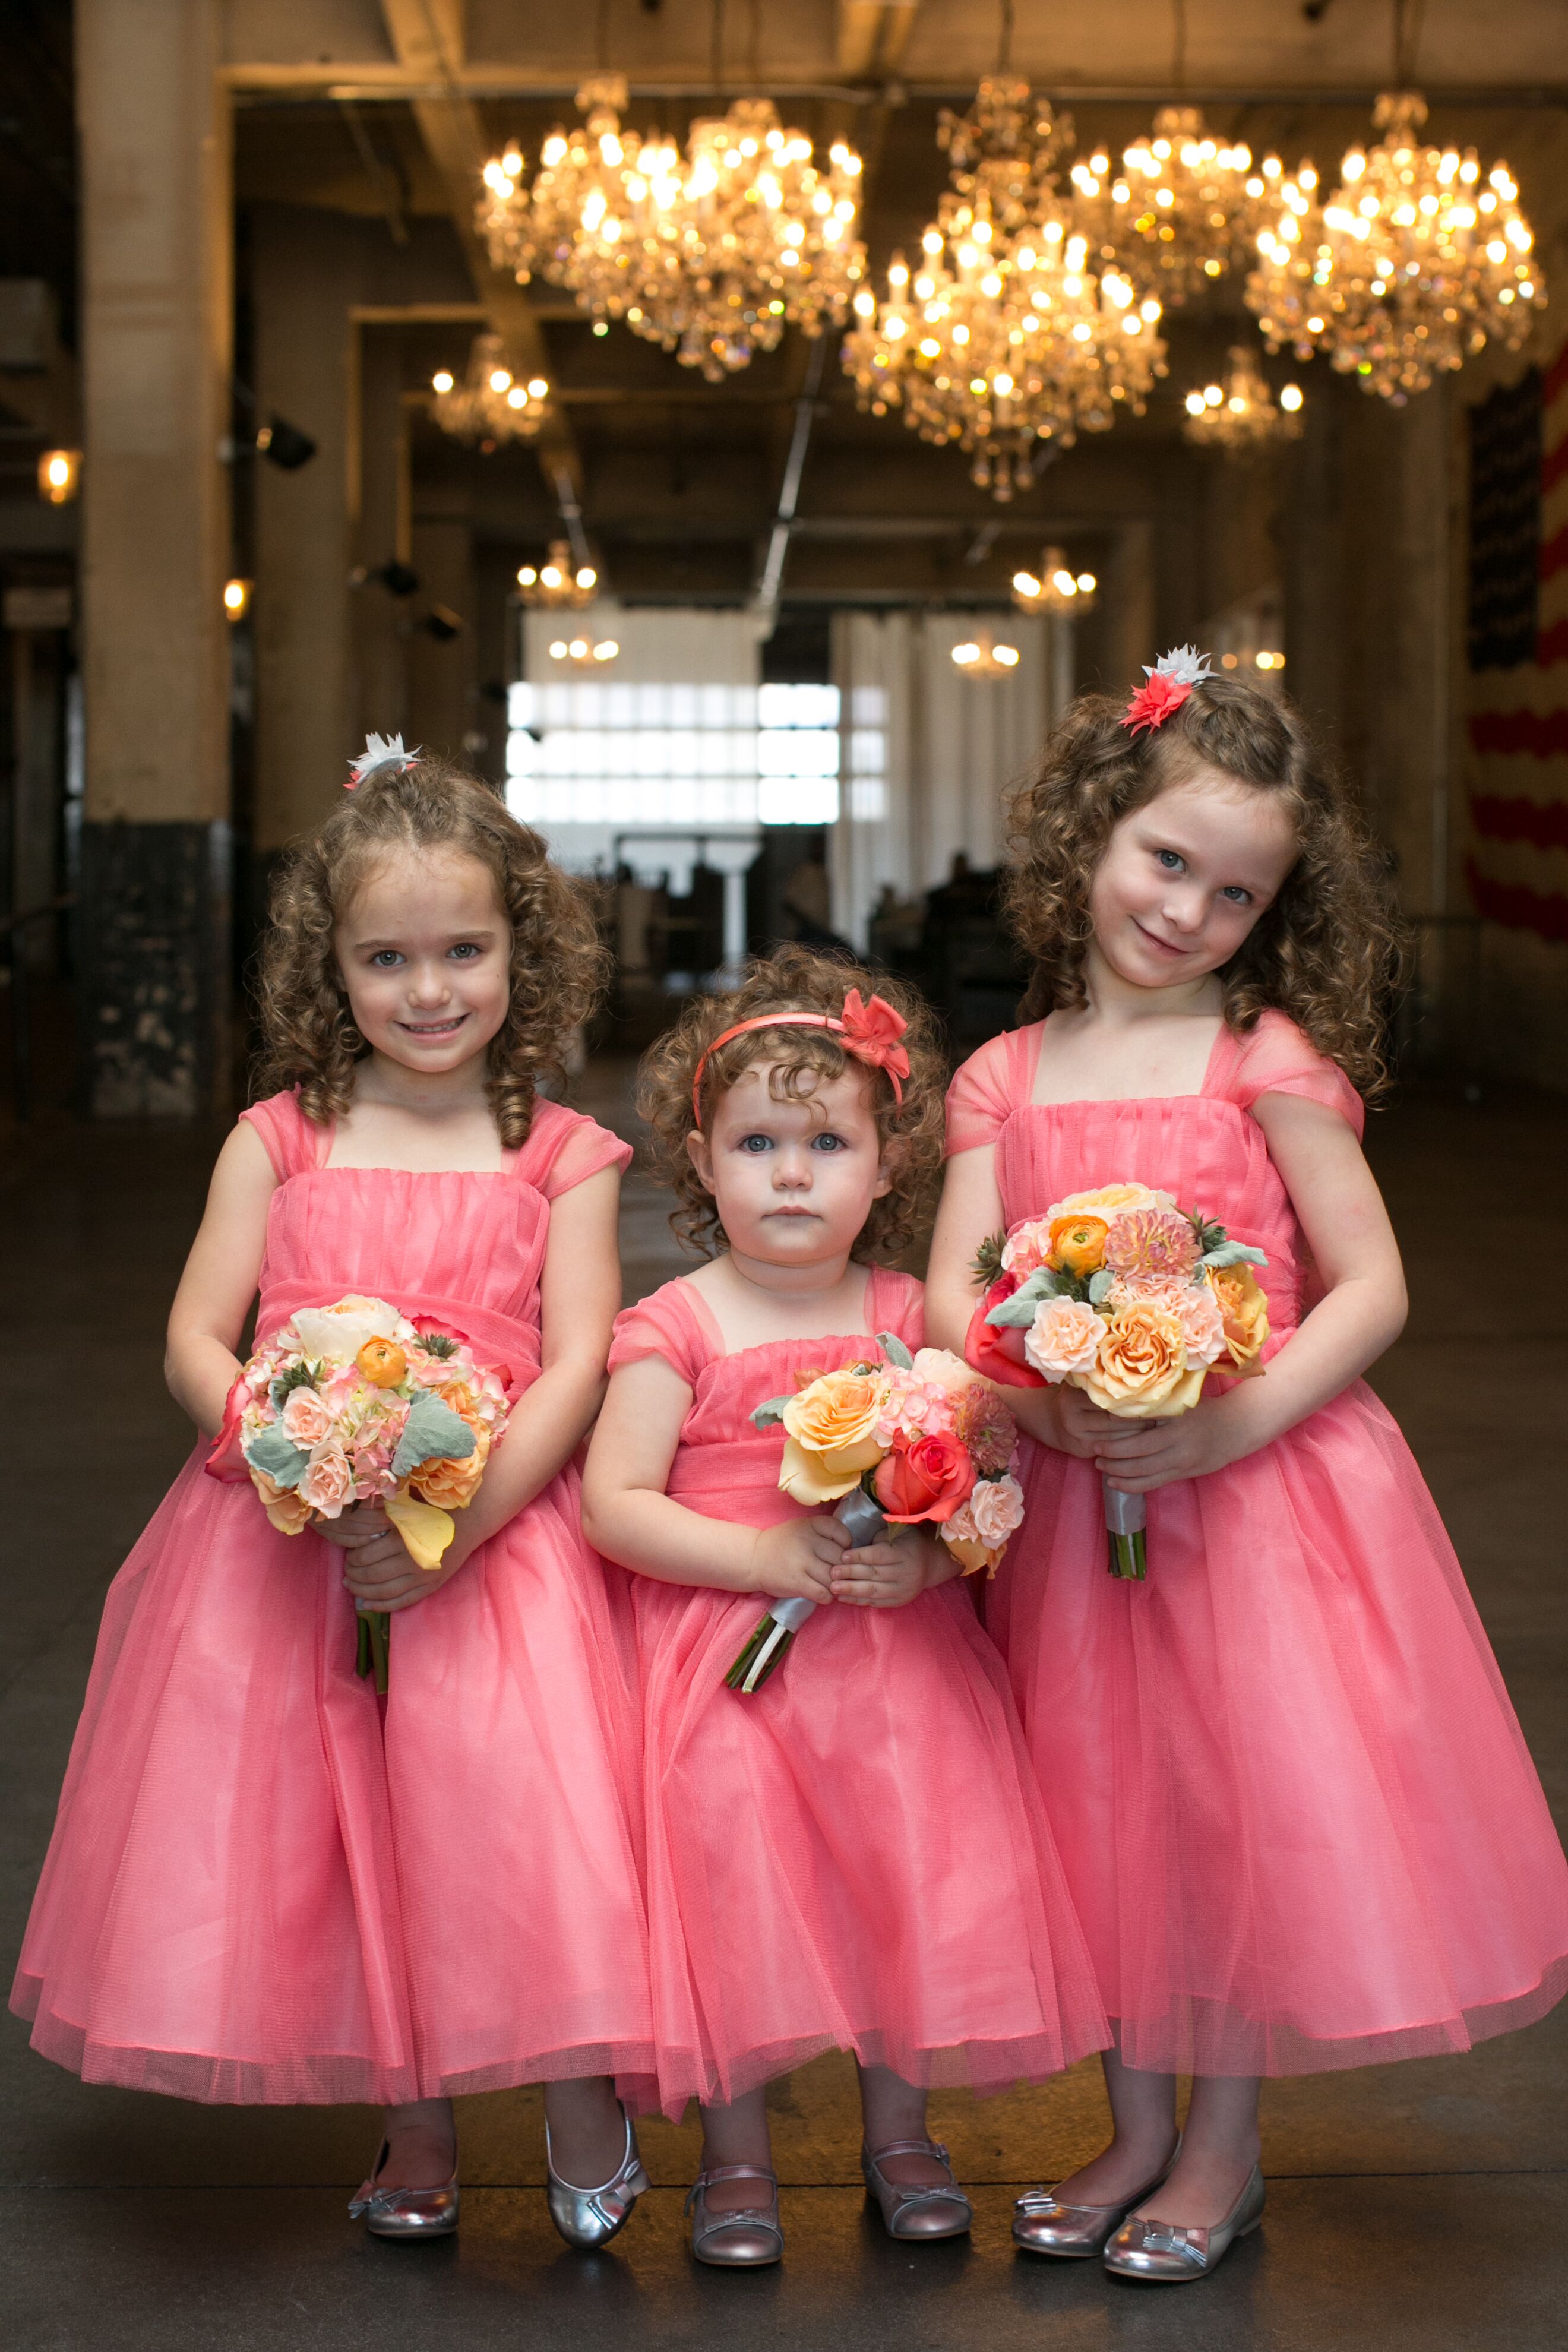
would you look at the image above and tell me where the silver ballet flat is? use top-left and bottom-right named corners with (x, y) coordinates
top-left (1013, 2135), bottom-right (1182, 2258)
top-left (545, 2111), bottom-right (651, 2250)
top-left (861, 2138), bottom-right (972, 2240)
top-left (1103, 2161), bottom-right (1265, 2283)
top-left (685, 2164), bottom-right (784, 2267)
top-left (348, 2140), bottom-right (460, 2239)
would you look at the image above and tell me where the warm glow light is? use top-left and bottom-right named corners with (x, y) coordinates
top-left (37, 448), bottom-right (80, 505)
top-left (222, 577), bottom-right (252, 621)
top-left (518, 566), bottom-right (538, 586)
top-left (432, 370), bottom-right (454, 394)
top-left (549, 639), bottom-right (568, 657)
top-left (1076, 571), bottom-right (1096, 592)
top-left (1279, 382), bottom-right (1304, 410)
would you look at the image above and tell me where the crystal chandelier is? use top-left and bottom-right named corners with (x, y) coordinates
top-left (479, 78), bottom-right (865, 382)
top-left (1182, 346), bottom-right (1304, 452)
top-left (1011, 546), bottom-right (1098, 617)
top-left (1247, 95), bottom-right (1543, 402)
top-left (951, 628), bottom-right (1022, 679)
top-left (842, 78), bottom-right (1165, 503)
top-left (516, 540), bottom-right (598, 611)
top-left (1082, 108), bottom-right (1277, 306)
top-left (547, 633), bottom-right (619, 669)
top-left (429, 334), bottom-right (549, 445)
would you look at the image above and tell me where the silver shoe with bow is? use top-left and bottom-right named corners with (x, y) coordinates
top-left (348, 2141), bottom-right (460, 2239)
top-left (685, 2164), bottom-right (784, 2266)
top-left (1013, 2135), bottom-right (1181, 2258)
top-left (546, 2110), bottom-right (651, 2249)
top-left (1102, 2161), bottom-right (1265, 2283)
top-left (861, 2139), bottom-right (973, 2240)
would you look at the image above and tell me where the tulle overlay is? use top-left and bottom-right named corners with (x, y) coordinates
top-left (12, 1092), bottom-right (656, 2103)
top-left (608, 1270), bottom-right (1108, 2118)
top-left (949, 1014), bottom-right (1568, 2076)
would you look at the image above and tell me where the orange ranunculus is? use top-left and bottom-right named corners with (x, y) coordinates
top-left (357, 1336), bottom-right (408, 1388)
top-left (251, 1465), bottom-right (314, 1537)
top-left (1209, 1263), bottom-right (1270, 1374)
top-left (411, 1421), bottom-right (491, 1512)
top-left (1048, 1213), bottom-right (1109, 1277)
top-left (1075, 1303), bottom-right (1204, 1418)
top-left (779, 1367), bottom-right (888, 1504)
top-left (872, 1429), bottom-right (975, 1525)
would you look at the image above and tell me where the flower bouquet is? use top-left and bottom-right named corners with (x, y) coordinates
top-left (965, 1187), bottom-right (1268, 1579)
top-left (723, 1335), bottom-right (1024, 1693)
top-left (207, 1295), bottom-right (509, 1689)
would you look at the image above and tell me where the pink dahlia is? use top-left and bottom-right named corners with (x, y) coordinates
top-left (1104, 1207), bottom-right (1201, 1281)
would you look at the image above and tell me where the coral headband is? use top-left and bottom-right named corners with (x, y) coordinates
top-left (691, 989), bottom-right (911, 1127)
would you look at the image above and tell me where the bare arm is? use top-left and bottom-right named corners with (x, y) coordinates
top-left (164, 1121), bottom-right (279, 1436)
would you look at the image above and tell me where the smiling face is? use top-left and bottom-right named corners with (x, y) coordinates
top-left (334, 846), bottom-right (512, 1076)
top-left (1088, 766), bottom-right (1299, 994)
top-left (686, 1055), bottom-right (893, 1270)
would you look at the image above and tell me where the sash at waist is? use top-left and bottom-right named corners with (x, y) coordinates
top-left (255, 1284), bottom-right (542, 1401)
top-left (667, 1431), bottom-right (797, 1529)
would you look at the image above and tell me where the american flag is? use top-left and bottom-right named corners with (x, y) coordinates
top-left (1466, 340), bottom-right (1568, 943)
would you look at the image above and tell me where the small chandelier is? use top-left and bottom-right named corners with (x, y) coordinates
top-left (842, 78), bottom-right (1165, 503)
top-left (429, 333), bottom-right (549, 445)
top-left (516, 540), bottom-right (598, 610)
top-left (951, 628), bottom-right (1022, 679)
top-left (1012, 547), bottom-right (1098, 617)
top-left (1088, 108), bottom-right (1278, 306)
top-left (1248, 96), bottom-right (1542, 402)
top-left (1182, 346), bottom-right (1303, 452)
top-left (548, 633), bottom-right (619, 668)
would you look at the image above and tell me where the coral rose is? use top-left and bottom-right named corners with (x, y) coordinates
top-left (1209, 1263), bottom-right (1270, 1374)
top-left (1048, 1213), bottom-right (1109, 1277)
top-left (356, 1337), bottom-right (407, 1389)
top-left (299, 1444), bottom-right (355, 1516)
top-left (779, 1367), bottom-right (888, 1504)
top-left (964, 1279), bottom-right (1047, 1390)
top-left (1025, 1296), bottom-right (1105, 1382)
top-left (1076, 1304), bottom-right (1205, 1418)
top-left (412, 1421), bottom-right (491, 1512)
top-left (251, 1465), bottom-right (314, 1536)
top-left (873, 1428), bottom-right (975, 1524)
top-left (281, 1384), bottom-right (333, 1446)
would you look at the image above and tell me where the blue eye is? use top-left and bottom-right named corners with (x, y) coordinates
top-left (1221, 886), bottom-right (1253, 905)
top-left (1155, 849), bottom-right (1184, 872)
top-left (738, 1133), bottom-right (773, 1153)
top-left (370, 950), bottom-right (404, 968)
top-left (449, 941), bottom-right (482, 960)
top-left (810, 1131), bottom-right (848, 1152)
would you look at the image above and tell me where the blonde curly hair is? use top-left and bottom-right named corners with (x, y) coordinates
top-left (1004, 673), bottom-right (1404, 1099)
top-left (252, 755), bottom-right (608, 1145)
top-left (638, 946), bottom-right (946, 1264)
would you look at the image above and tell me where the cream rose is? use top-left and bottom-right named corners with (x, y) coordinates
top-left (1024, 1296), bottom-right (1105, 1382)
top-left (1074, 1304), bottom-right (1205, 1418)
top-left (299, 1443), bottom-right (355, 1516)
top-left (967, 1473), bottom-right (1025, 1548)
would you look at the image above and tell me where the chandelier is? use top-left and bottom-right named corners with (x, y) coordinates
top-left (951, 628), bottom-right (1023, 679)
top-left (548, 633), bottom-right (619, 669)
top-left (1078, 108), bottom-right (1277, 306)
top-left (1182, 345), bottom-right (1303, 452)
top-left (1247, 96), bottom-right (1542, 402)
top-left (842, 78), bottom-right (1165, 503)
top-left (479, 78), bottom-right (865, 382)
top-left (429, 334), bottom-right (549, 445)
top-left (1012, 547), bottom-right (1098, 617)
top-left (516, 540), bottom-right (598, 610)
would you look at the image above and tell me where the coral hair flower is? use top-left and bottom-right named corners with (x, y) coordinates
top-left (1122, 645), bottom-right (1214, 737)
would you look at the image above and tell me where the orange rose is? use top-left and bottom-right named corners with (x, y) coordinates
top-left (1075, 1303), bottom-right (1205, 1418)
top-left (1048, 1213), bottom-right (1109, 1277)
top-left (1208, 1263), bottom-right (1269, 1375)
top-left (357, 1337), bottom-right (407, 1388)
top-left (779, 1367), bottom-right (887, 1506)
top-left (251, 1465), bottom-right (314, 1536)
top-left (411, 1421), bottom-right (491, 1512)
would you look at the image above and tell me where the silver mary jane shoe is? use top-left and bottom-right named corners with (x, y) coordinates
top-left (685, 2165), bottom-right (784, 2267)
top-left (546, 2111), bottom-right (651, 2250)
top-left (1103, 2161), bottom-right (1265, 2283)
top-left (1013, 2136), bottom-right (1181, 2258)
top-left (349, 2141), bottom-right (460, 2239)
top-left (861, 2139), bottom-right (973, 2240)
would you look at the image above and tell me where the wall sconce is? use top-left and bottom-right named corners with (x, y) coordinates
top-left (38, 448), bottom-right (80, 505)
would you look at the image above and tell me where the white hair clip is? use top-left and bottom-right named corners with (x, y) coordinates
top-left (346, 732), bottom-right (421, 791)
top-left (1123, 646), bottom-right (1215, 736)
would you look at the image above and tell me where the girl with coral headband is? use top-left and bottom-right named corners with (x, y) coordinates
top-left (12, 744), bottom-right (660, 2253)
top-left (583, 947), bottom-right (1107, 2267)
top-left (924, 657), bottom-right (1568, 2283)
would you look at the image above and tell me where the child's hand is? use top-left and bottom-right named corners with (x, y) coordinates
top-left (750, 1515), bottom-right (849, 1604)
top-left (336, 1505), bottom-right (466, 1613)
top-left (1092, 1397), bottom-right (1241, 1494)
top-left (1041, 1384), bottom-right (1128, 1461)
top-left (830, 1531), bottom-right (938, 1609)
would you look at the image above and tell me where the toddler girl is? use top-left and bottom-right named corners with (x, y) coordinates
top-left (583, 947), bottom-right (1107, 2267)
top-left (14, 746), bottom-right (655, 2248)
top-left (925, 656), bottom-right (1568, 2283)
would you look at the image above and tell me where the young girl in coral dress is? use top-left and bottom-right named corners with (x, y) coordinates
top-left (925, 654), bottom-right (1568, 2284)
top-left (583, 947), bottom-right (1107, 2268)
top-left (13, 745), bottom-right (656, 2249)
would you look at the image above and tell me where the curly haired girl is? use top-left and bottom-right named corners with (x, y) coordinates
top-left (14, 744), bottom-right (659, 2255)
top-left (583, 947), bottom-right (1107, 2268)
top-left (925, 653), bottom-right (1568, 2285)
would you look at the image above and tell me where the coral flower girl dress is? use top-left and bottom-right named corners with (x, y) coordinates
top-left (947, 1011), bottom-right (1568, 2076)
top-left (13, 1089), bottom-right (655, 2107)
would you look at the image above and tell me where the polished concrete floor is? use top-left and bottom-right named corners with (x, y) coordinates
top-left (3, 1067), bottom-right (1566, 2349)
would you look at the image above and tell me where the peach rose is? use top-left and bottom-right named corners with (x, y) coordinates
top-left (1209, 1263), bottom-right (1270, 1374)
top-left (779, 1367), bottom-right (889, 1505)
top-left (1075, 1304), bottom-right (1205, 1418)
top-left (1024, 1296), bottom-right (1106, 1382)
top-left (966, 1472), bottom-right (1025, 1547)
top-left (1047, 1183), bottom-right (1164, 1219)
top-left (299, 1444), bottom-right (355, 1516)
top-left (280, 1385), bottom-right (333, 1447)
top-left (909, 1347), bottom-right (974, 1395)
top-left (411, 1421), bottom-right (492, 1512)
top-left (251, 1465), bottom-right (314, 1537)
top-left (1048, 1213), bottom-right (1109, 1277)
top-left (1109, 1275), bottom-right (1228, 1367)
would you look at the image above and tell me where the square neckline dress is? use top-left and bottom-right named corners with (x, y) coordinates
top-left (947, 1010), bottom-right (1568, 2078)
top-left (608, 1266), bottom-right (1109, 2119)
top-left (12, 1090), bottom-right (656, 2106)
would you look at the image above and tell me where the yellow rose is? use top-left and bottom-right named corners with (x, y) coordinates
top-left (1208, 1263), bottom-right (1270, 1375)
top-left (411, 1421), bottom-right (491, 1512)
top-left (779, 1367), bottom-right (887, 1505)
top-left (941, 1530), bottom-right (1003, 1578)
top-left (1048, 1213), bottom-right (1109, 1277)
top-left (252, 1465), bottom-right (313, 1537)
top-left (1075, 1304), bottom-right (1205, 1418)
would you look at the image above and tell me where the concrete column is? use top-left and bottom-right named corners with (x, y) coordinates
top-left (76, 0), bottom-right (232, 1117)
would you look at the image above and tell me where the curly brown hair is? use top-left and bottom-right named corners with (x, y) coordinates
top-left (638, 946), bottom-right (946, 1264)
top-left (1004, 672), bottom-right (1404, 1099)
top-left (252, 755), bottom-right (608, 1145)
